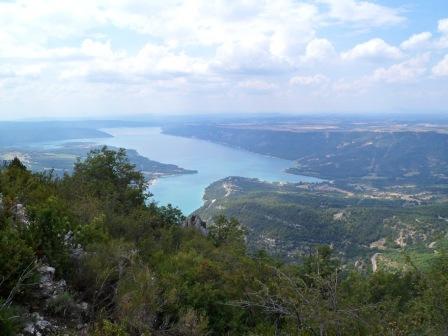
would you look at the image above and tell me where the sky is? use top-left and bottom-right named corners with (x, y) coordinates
top-left (0, 0), bottom-right (448, 120)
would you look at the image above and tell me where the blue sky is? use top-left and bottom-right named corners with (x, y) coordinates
top-left (0, 0), bottom-right (447, 119)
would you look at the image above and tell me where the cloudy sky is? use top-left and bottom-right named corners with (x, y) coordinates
top-left (1, 0), bottom-right (448, 119)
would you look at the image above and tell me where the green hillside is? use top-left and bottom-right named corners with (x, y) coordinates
top-left (164, 124), bottom-right (448, 190)
top-left (196, 177), bottom-right (448, 268)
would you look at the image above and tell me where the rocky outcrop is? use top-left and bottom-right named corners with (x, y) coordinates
top-left (64, 230), bottom-right (85, 260)
top-left (354, 258), bottom-right (368, 272)
top-left (35, 265), bottom-right (66, 300)
top-left (12, 202), bottom-right (30, 227)
top-left (23, 312), bottom-right (53, 336)
top-left (182, 215), bottom-right (208, 236)
top-left (22, 264), bottom-right (89, 336)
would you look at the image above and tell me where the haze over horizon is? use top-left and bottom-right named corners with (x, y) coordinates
top-left (1, 0), bottom-right (448, 120)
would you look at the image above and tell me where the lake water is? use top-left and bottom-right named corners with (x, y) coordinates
top-left (82, 127), bottom-right (320, 214)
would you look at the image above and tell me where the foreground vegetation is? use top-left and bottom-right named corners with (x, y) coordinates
top-left (1, 148), bottom-right (448, 335)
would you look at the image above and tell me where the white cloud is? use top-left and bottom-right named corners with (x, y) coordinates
top-left (135, 44), bottom-right (208, 76)
top-left (318, 0), bottom-right (405, 27)
top-left (81, 39), bottom-right (125, 59)
top-left (0, 64), bottom-right (46, 79)
top-left (0, 0), bottom-right (447, 118)
top-left (400, 32), bottom-right (432, 50)
top-left (61, 42), bottom-right (209, 83)
top-left (432, 55), bottom-right (448, 76)
top-left (212, 38), bottom-right (292, 75)
top-left (439, 18), bottom-right (448, 35)
top-left (301, 38), bottom-right (336, 62)
top-left (372, 54), bottom-right (430, 83)
top-left (290, 74), bottom-right (329, 86)
top-left (0, 0), bottom-right (321, 81)
top-left (331, 77), bottom-right (369, 93)
top-left (237, 80), bottom-right (277, 91)
top-left (0, 0), bottom-right (403, 75)
top-left (330, 53), bottom-right (431, 93)
top-left (0, 1), bottom-right (317, 58)
top-left (436, 18), bottom-right (448, 49)
top-left (341, 38), bottom-right (403, 61)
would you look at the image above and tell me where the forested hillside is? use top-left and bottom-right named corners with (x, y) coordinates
top-left (164, 124), bottom-right (448, 189)
top-left (2, 148), bottom-right (448, 335)
top-left (197, 177), bottom-right (448, 268)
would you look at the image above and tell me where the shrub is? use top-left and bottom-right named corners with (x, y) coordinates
top-left (92, 320), bottom-right (129, 336)
top-left (0, 227), bottom-right (35, 297)
top-left (47, 292), bottom-right (77, 318)
top-left (0, 303), bottom-right (23, 336)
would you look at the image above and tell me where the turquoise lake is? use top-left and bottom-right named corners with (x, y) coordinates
top-left (88, 127), bottom-right (320, 214)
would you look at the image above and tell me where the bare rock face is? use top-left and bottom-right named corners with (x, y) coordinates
top-left (182, 215), bottom-right (208, 236)
top-left (12, 202), bottom-right (31, 227)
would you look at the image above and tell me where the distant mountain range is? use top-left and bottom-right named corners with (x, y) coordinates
top-left (164, 122), bottom-right (448, 191)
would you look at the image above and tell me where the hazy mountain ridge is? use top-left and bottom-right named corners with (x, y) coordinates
top-left (0, 142), bottom-right (197, 179)
top-left (0, 124), bottom-right (112, 147)
top-left (164, 123), bottom-right (448, 190)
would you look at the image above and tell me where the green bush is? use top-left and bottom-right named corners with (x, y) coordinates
top-left (27, 196), bottom-right (71, 271)
top-left (0, 227), bottom-right (35, 297)
top-left (0, 303), bottom-right (23, 336)
top-left (47, 292), bottom-right (77, 318)
top-left (92, 320), bottom-right (129, 336)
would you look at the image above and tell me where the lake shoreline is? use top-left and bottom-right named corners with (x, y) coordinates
top-left (94, 127), bottom-right (322, 214)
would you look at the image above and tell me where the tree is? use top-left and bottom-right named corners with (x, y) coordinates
top-left (302, 245), bottom-right (340, 279)
top-left (8, 157), bottom-right (27, 171)
top-left (208, 215), bottom-right (246, 248)
top-left (27, 196), bottom-right (71, 270)
top-left (71, 146), bottom-right (149, 213)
